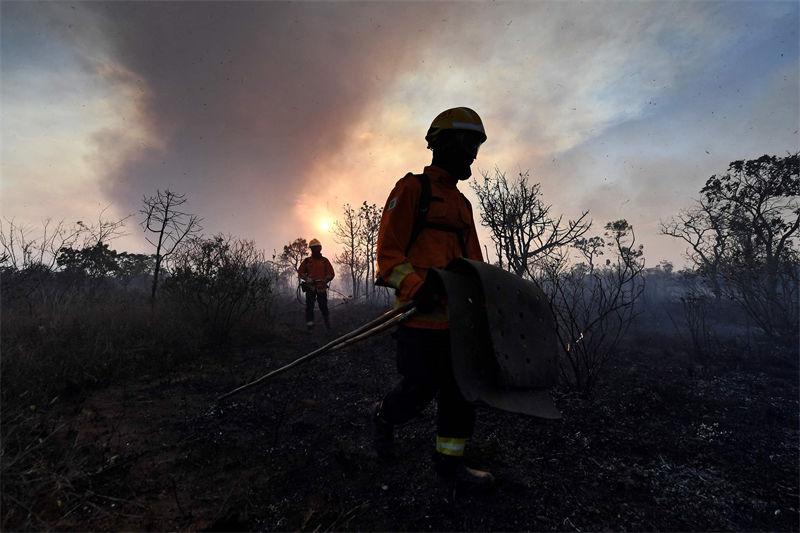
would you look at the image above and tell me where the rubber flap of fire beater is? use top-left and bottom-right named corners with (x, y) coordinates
top-left (429, 258), bottom-right (561, 419)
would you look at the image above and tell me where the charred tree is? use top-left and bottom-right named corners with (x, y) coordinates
top-left (471, 168), bottom-right (590, 279)
top-left (358, 202), bottom-right (382, 300)
top-left (140, 189), bottom-right (202, 306)
top-left (333, 203), bottom-right (366, 299)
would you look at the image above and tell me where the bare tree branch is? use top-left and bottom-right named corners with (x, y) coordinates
top-left (140, 189), bottom-right (202, 304)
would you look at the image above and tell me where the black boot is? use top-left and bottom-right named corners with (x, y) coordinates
top-left (433, 452), bottom-right (495, 491)
top-left (371, 401), bottom-right (395, 463)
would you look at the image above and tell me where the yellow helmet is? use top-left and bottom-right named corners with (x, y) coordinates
top-left (425, 107), bottom-right (487, 148)
top-left (309, 238), bottom-right (321, 248)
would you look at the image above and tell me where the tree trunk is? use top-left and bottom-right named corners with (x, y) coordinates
top-left (150, 255), bottom-right (162, 307)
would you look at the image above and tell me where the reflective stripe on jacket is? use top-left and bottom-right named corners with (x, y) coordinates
top-left (376, 165), bottom-right (483, 329)
top-left (298, 256), bottom-right (335, 292)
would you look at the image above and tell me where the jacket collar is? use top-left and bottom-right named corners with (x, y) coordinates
top-left (424, 165), bottom-right (459, 187)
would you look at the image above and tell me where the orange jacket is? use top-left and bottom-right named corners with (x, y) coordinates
top-left (298, 255), bottom-right (335, 292)
top-left (376, 165), bottom-right (483, 329)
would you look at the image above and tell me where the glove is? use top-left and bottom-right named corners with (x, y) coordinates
top-left (412, 279), bottom-right (441, 312)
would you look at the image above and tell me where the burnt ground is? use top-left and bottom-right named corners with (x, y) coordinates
top-left (3, 299), bottom-right (798, 532)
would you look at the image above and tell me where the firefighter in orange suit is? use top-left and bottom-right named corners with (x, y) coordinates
top-left (372, 107), bottom-right (494, 490)
top-left (298, 239), bottom-right (335, 329)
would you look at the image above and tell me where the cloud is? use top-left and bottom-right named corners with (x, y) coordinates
top-left (2, 0), bottom-right (796, 267)
top-left (69, 2), bottom-right (462, 250)
top-left (1, 3), bottom-right (150, 227)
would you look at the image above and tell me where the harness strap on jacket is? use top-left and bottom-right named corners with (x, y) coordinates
top-left (375, 173), bottom-right (472, 288)
top-left (404, 173), bottom-right (470, 258)
top-left (404, 173), bottom-right (431, 257)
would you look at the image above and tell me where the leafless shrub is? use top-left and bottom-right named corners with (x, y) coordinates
top-left (164, 234), bottom-right (273, 343)
top-left (472, 169), bottom-right (645, 395)
top-left (548, 220), bottom-right (645, 395)
top-left (0, 209), bottom-right (127, 273)
top-left (1, 217), bottom-right (83, 271)
top-left (471, 167), bottom-right (591, 278)
top-left (1, 212), bottom-right (132, 311)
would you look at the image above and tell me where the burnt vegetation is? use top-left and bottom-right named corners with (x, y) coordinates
top-left (1, 154), bottom-right (797, 531)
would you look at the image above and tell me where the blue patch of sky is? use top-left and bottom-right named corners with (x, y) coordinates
top-left (705, 4), bottom-right (797, 85)
top-left (1, 4), bottom-right (78, 74)
top-left (558, 3), bottom-right (797, 188)
top-left (2, 3), bottom-right (105, 129)
top-left (597, 2), bottom-right (797, 135)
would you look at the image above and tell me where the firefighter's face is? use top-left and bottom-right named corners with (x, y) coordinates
top-left (436, 130), bottom-right (483, 163)
top-left (432, 130), bottom-right (484, 179)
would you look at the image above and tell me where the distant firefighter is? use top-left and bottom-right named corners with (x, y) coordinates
top-left (298, 239), bottom-right (335, 330)
top-left (372, 107), bottom-right (494, 490)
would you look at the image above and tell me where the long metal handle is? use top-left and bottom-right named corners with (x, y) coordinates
top-left (216, 303), bottom-right (416, 401)
top-left (317, 307), bottom-right (416, 353)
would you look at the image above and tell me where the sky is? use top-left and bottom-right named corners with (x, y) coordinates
top-left (2, 0), bottom-right (798, 269)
